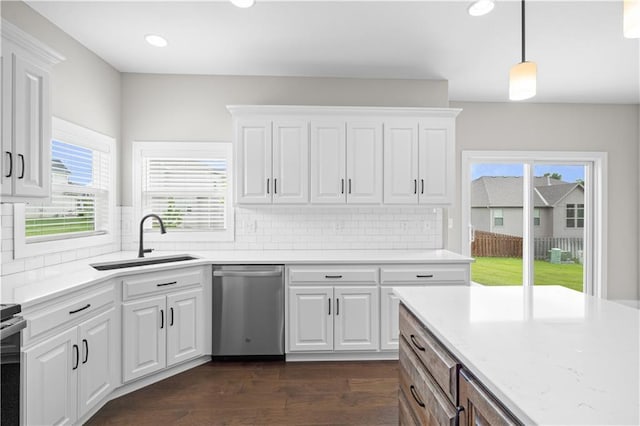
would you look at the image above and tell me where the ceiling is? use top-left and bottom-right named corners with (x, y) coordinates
top-left (26, 0), bottom-right (640, 104)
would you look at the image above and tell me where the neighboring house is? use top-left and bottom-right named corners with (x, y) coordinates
top-left (471, 176), bottom-right (584, 238)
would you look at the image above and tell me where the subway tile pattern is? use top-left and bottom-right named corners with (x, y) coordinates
top-left (1, 204), bottom-right (443, 281)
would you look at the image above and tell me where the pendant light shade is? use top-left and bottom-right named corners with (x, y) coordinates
top-left (509, 61), bottom-right (537, 101)
top-left (509, 0), bottom-right (536, 101)
top-left (230, 0), bottom-right (255, 8)
top-left (624, 0), bottom-right (640, 38)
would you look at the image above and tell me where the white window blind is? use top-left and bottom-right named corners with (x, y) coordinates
top-left (142, 157), bottom-right (228, 232)
top-left (25, 139), bottom-right (111, 241)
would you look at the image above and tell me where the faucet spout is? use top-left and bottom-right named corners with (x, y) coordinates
top-left (138, 214), bottom-right (166, 258)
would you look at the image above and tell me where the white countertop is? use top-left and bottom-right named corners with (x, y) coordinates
top-left (1, 249), bottom-right (471, 308)
top-left (393, 285), bottom-right (640, 425)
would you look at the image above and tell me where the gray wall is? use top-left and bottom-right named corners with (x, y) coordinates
top-left (2, 1), bottom-right (121, 142)
top-left (120, 73), bottom-right (448, 205)
top-left (450, 101), bottom-right (640, 301)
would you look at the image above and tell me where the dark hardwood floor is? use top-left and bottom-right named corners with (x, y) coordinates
top-left (86, 361), bottom-right (400, 425)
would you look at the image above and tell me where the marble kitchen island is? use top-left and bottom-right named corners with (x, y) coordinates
top-left (394, 285), bottom-right (640, 425)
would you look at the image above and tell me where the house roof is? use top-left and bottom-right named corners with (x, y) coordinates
top-left (471, 176), bottom-right (583, 208)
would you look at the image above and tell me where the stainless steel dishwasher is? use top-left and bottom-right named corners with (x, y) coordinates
top-left (212, 265), bottom-right (284, 359)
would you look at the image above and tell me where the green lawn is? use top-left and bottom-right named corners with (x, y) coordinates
top-left (472, 257), bottom-right (583, 292)
top-left (26, 217), bottom-right (94, 237)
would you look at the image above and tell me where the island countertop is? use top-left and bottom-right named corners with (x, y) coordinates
top-left (393, 285), bottom-right (640, 425)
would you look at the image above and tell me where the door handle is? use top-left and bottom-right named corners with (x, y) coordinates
top-left (170, 307), bottom-right (174, 326)
top-left (160, 309), bottom-right (164, 329)
top-left (324, 275), bottom-right (343, 279)
top-left (348, 179), bottom-right (352, 194)
top-left (409, 385), bottom-right (425, 408)
top-left (328, 298), bottom-right (331, 315)
top-left (274, 178), bottom-right (277, 194)
top-left (18, 154), bottom-right (25, 179)
top-left (341, 178), bottom-right (345, 194)
top-left (416, 274), bottom-right (434, 278)
top-left (4, 152), bottom-right (11, 178)
top-left (213, 270), bottom-right (282, 278)
top-left (69, 304), bottom-right (91, 315)
top-left (267, 178), bottom-right (270, 194)
top-left (421, 179), bottom-right (424, 194)
top-left (410, 334), bottom-right (426, 351)
top-left (72, 344), bottom-right (79, 370)
top-left (413, 179), bottom-right (417, 194)
top-left (336, 298), bottom-right (340, 316)
top-left (82, 339), bottom-right (89, 364)
top-left (156, 281), bottom-right (177, 287)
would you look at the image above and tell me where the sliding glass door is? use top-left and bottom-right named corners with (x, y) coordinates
top-left (461, 152), bottom-right (606, 296)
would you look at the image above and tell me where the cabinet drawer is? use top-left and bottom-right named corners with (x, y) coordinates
top-left (399, 336), bottom-right (458, 426)
top-left (400, 303), bottom-right (458, 404)
top-left (24, 284), bottom-right (115, 345)
top-left (123, 267), bottom-right (203, 300)
top-left (288, 267), bottom-right (378, 284)
top-left (381, 266), bottom-right (467, 284)
top-left (399, 388), bottom-right (421, 426)
top-left (459, 368), bottom-right (520, 426)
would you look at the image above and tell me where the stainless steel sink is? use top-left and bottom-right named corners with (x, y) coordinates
top-left (90, 254), bottom-right (198, 271)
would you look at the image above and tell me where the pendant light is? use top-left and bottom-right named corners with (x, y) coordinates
top-left (468, 0), bottom-right (495, 17)
top-left (624, 0), bottom-right (640, 38)
top-left (509, 0), bottom-right (537, 101)
top-left (230, 0), bottom-right (255, 8)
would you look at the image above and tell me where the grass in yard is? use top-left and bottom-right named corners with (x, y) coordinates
top-left (26, 217), bottom-right (94, 237)
top-left (472, 257), bottom-right (583, 292)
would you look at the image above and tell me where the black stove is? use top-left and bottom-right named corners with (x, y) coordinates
top-left (0, 303), bottom-right (21, 323)
top-left (1, 302), bottom-right (25, 426)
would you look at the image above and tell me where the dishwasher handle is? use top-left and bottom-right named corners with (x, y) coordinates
top-left (213, 270), bottom-right (283, 278)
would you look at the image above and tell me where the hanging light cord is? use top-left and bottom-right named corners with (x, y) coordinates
top-left (521, 0), bottom-right (526, 63)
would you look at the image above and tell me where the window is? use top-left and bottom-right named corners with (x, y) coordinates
top-left (534, 208), bottom-right (541, 226)
top-left (493, 209), bottom-right (504, 226)
top-left (133, 142), bottom-right (233, 242)
top-left (566, 204), bottom-right (584, 228)
top-left (14, 118), bottom-right (116, 258)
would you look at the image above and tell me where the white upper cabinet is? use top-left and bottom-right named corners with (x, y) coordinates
top-left (383, 120), bottom-right (419, 204)
top-left (1, 20), bottom-right (64, 201)
top-left (229, 106), bottom-right (460, 206)
top-left (346, 121), bottom-right (383, 204)
top-left (384, 116), bottom-right (457, 205)
top-left (235, 117), bottom-right (309, 204)
top-left (273, 120), bottom-right (309, 204)
top-left (310, 120), bottom-right (346, 203)
top-left (235, 120), bottom-right (272, 204)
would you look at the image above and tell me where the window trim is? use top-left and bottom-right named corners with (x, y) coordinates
top-left (461, 151), bottom-right (607, 298)
top-left (13, 117), bottom-right (117, 259)
top-left (492, 208), bottom-right (504, 227)
top-left (132, 141), bottom-right (234, 242)
top-left (534, 208), bottom-right (541, 226)
top-left (565, 203), bottom-right (585, 228)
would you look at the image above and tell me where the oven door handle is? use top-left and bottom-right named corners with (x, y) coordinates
top-left (0, 317), bottom-right (26, 341)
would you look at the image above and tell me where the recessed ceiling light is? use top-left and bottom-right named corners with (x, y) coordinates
top-left (230, 0), bottom-right (255, 8)
top-left (145, 34), bottom-right (168, 48)
top-left (468, 0), bottom-right (495, 17)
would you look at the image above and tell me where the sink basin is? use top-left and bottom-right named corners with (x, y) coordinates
top-left (91, 254), bottom-right (198, 271)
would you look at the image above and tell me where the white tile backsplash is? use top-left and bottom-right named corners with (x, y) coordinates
top-left (122, 205), bottom-right (443, 252)
top-left (1, 203), bottom-right (444, 280)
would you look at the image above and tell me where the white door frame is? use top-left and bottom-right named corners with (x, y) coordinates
top-left (461, 151), bottom-right (608, 298)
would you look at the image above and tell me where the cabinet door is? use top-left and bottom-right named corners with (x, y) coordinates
top-left (236, 119), bottom-right (272, 204)
top-left (272, 120), bottom-right (309, 204)
top-left (310, 121), bottom-right (346, 203)
top-left (334, 286), bottom-right (379, 351)
top-left (12, 54), bottom-right (51, 198)
top-left (418, 118), bottom-right (455, 205)
top-left (383, 121), bottom-right (419, 204)
top-left (380, 287), bottom-right (400, 350)
top-left (24, 327), bottom-right (78, 426)
top-left (78, 307), bottom-right (118, 419)
top-left (1, 47), bottom-right (13, 196)
top-left (458, 369), bottom-right (519, 426)
top-left (346, 121), bottom-right (382, 204)
top-left (122, 296), bottom-right (166, 382)
top-left (288, 287), bottom-right (333, 351)
top-left (167, 288), bottom-right (204, 367)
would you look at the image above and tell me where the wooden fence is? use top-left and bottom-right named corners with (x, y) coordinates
top-left (471, 231), bottom-right (522, 258)
top-left (472, 230), bottom-right (583, 262)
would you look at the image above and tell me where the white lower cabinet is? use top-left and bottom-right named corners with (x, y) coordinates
top-left (123, 288), bottom-right (204, 382)
top-left (24, 307), bottom-right (118, 425)
top-left (288, 286), bottom-right (379, 352)
top-left (380, 287), bottom-right (401, 350)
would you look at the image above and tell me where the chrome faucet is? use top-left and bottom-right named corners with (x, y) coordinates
top-left (138, 214), bottom-right (167, 258)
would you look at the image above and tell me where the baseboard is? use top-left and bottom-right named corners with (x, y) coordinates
top-left (286, 351), bottom-right (399, 362)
